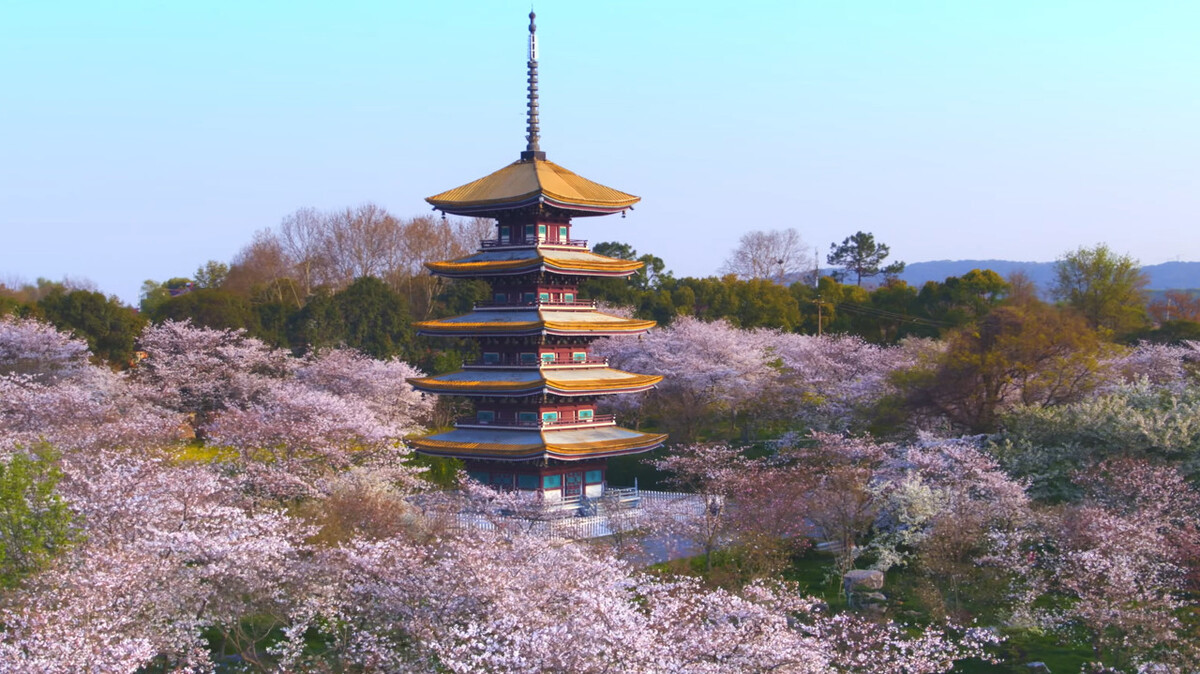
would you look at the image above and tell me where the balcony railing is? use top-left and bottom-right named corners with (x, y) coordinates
top-left (462, 355), bottom-right (609, 368)
top-left (456, 414), bottom-right (616, 429)
top-left (479, 237), bottom-right (589, 249)
top-left (472, 299), bottom-right (596, 309)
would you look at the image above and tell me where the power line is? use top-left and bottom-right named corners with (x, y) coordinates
top-left (833, 302), bottom-right (952, 328)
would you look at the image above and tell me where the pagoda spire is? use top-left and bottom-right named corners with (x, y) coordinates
top-left (521, 10), bottom-right (546, 161)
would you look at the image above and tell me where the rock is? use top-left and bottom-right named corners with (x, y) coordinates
top-left (862, 592), bottom-right (887, 603)
top-left (1024, 663), bottom-right (1051, 673)
top-left (843, 569), bottom-right (885, 592)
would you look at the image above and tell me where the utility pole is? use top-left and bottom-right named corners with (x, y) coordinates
top-left (811, 297), bottom-right (827, 337)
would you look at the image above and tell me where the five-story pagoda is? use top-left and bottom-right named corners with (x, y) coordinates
top-left (409, 12), bottom-right (667, 503)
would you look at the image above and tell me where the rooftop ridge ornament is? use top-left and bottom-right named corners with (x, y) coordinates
top-left (521, 10), bottom-right (545, 161)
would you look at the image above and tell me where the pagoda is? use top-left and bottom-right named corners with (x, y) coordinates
top-left (409, 12), bottom-right (667, 504)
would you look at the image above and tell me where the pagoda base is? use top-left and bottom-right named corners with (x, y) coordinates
top-left (463, 458), bottom-right (609, 501)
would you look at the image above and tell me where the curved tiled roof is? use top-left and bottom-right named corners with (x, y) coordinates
top-left (410, 425), bottom-right (668, 461)
top-left (426, 159), bottom-right (640, 216)
top-left (426, 247), bottom-right (643, 278)
top-left (408, 367), bottom-right (662, 397)
top-left (415, 308), bottom-right (655, 338)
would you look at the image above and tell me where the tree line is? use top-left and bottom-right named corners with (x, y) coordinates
top-left (2, 207), bottom-right (1189, 379)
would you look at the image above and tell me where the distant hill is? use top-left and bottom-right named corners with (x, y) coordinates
top-left (1141, 261), bottom-right (1200, 290)
top-left (895, 260), bottom-right (1056, 290)
top-left (893, 260), bottom-right (1200, 292)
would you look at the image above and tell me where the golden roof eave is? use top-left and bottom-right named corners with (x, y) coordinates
top-left (410, 431), bottom-right (668, 461)
top-left (406, 373), bottom-right (663, 396)
top-left (414, 316), bottom-right (657, 337)
top-left (425, 254), bottom-right (643, 278)
top-left (426, 158), bottom-right (640, 216)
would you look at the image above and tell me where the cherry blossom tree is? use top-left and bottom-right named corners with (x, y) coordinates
top-left (133, 319), bottom-right (292, 434)
top-left (274, 524), bottom-right (997, 673)
top-left (0, 451), bottom-right (312, 672)
top-left (1047, 506), bottom-right (1191, 668)
top-left (0, 316), bottom-right (92, 382)
top-left (995, 380), bottom-right (1200, 499)
top-left (870, 436), bottom-right (1040, 623)
top-left (597, 317), bottom-right (777, 440)
top-left (0, 315), bottom-right (1013, 672)
top-left (295, 347), bottom-right (434, 434)
top-left (784, 434), bottom-right (890, 577)
top-left (595, 317), bottom-right (920, 438)
top-left (1101, 341), bottom-right (1200, 392)
top-left (650, 444), bottom-right (756, 572)
top-left (769, 332), bottom-right (928, 431)
top-left (1, 318), bottom-right (185, 455)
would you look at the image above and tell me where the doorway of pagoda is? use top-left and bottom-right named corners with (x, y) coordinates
top-left (563, 471), bottom-right (584, 498)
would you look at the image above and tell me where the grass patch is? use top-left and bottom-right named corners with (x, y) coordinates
top-left (171, 443), bottom-right (239, 464)
top-left (778, 546), bottom-right (1096, 672)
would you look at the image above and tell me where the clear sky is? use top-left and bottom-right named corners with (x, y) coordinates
top-left (2, 0), bottom-right (1199, 304)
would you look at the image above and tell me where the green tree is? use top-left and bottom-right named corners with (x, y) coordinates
top-left (585, 241), bottom-right (671, 300)
top-left (432, 279), bottom-right (491, 317)
top-left (151, 288), bottom-right (260, 332)
top-left (37, 289), bottom-right (147, 366)
top-left (591, 241), bottom-right (636, 260)
top-left (193, 260), bottom-right (230, 289)
top-left (0, 445), bottom-right (74, 588)
top-left (1128, 319), bottom-right (1200, 346)
top-left (290, 277), bottom-right (414, 359)
top-left (727, 278), bottom-right (802, 330)
top-left (863, 279), bottom-right (925, 342)
top-left (335, 277), bottom-right (414, 359)
top-left (139, 277), bottom-right (194, 314)
top-left (0, 293), bottom-right (31, 318)
top-left (894, 303), bottom-right (1105, 433)
top-left (288, 289), bottom-right (346, 353)
top-left (810, 276), bottom-right (871, 336)
top-left (917, 269), bottom-right (1009, 328)
top-left (1052, 244), bottom-right (1149, 336)
top-left (826, 231), bottom-right (905, 286)
top-left (252, 300), bottom-right (301, 348)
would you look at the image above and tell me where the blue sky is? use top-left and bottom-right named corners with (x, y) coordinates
top-left (2, 1), bottom-right (1199, 303)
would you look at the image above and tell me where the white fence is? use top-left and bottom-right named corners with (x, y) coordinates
top-left (454, 511), bottom-right (629, 540)
top-left (452, 489), bottom-right (704, 541)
